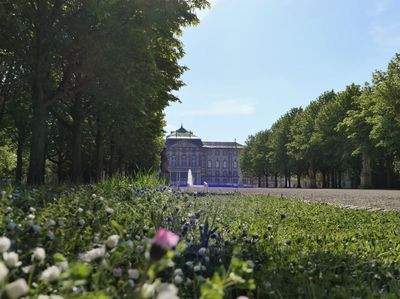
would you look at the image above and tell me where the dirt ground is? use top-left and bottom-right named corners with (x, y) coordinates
top-left (183, 187), bottom-right (400, 211)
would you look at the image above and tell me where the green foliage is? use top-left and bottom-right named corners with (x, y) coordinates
top-left (0, 0), bottom-right (210, 184)
top-left (244, 53), bottom-right (400, 188)
top-left (2, 178), bottom-right (400, 297)
top-left (0, 144), bottom-right (16, 178)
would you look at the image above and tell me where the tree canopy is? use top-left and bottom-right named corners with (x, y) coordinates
top-left (241, 53), bottom-right (400, 189)
top-left (0, 0), bottom-right (209, 184)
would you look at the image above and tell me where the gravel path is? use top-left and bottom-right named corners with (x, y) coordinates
top-left (184, 187), bottom-right (400, 211)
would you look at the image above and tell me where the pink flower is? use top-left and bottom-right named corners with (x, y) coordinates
top-left (153, 228), bottom-right (179, 250)
top-left (237, 297), bottom-right (249, 299)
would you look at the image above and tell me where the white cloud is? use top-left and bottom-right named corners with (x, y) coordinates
top-left (183, 99), bottom-right (256, 117)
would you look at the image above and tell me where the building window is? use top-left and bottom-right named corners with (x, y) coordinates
top-left (223, 178), bottom-right (228, 184)
top-left (233, 178), bottom-right (238, 184)
top-left (233, 171), bottom-right (238, 176)
top-left (171, 155), bottom-right (177, 167)
top-left (182, 155), bottom-right (187, 167)
top-left (233, 151), bottom-right (237, 156)
top-left (215, 178), bottom-right (220, 184)
top-left (215, 170), bottom-right (220, 176)
top-left (223, 170), bottom-right (227, 176)
top-left (215, 160), bottom-right (220, 169)
top-left (223, 150), bottom-right (227, 156)
top-left (207, 160), bottom-right (212, 168)
top-left (207, 169), bottom-right (212, 176)
top-left (192, 155), bottom-right (197, 167)
top-left (233, 160), bottom-right (237, 169)
top-left (215, 150), bottom-right (220, 156)
top-left (223, 160), bottom-right (227, 169)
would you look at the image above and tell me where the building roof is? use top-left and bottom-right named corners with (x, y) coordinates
top-left (202, 141), bottom-right (244, 149)
top-left (165, 125), bottom-right (243, 149)
top-left (166, 125), bottom-right (201, 140)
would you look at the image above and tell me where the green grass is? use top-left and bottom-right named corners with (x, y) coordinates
top-left (1, 179), bottom-right (400, 298)
top-left (190, 194), bottom-right (400, 298)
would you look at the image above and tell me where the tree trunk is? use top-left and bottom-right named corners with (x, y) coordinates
top-left (386, 158), bottom-right (392, 189)
top-left (297, 173), bottom-right (301, 188)
top-left (71, 122), bottom-right (82, 183)
top-left (15, 128), bottom-right (25, 183)
top-left (265, 174), bottom-right (268, 188)
top-left (322, 170), bottom-right (326, 188)
top-left (274, 173), bottom-right (278, 188)
top-left (308, 161), bottom-right (317, 188)
top-left (95, 129), bottom-right (104, 182)
top-left (359, 152), bottom-right (373, 189)
top-left (338, 171), bottom-right (342, 188)
top-left (70, 97), bottom-right (83, 183)
top-left (288, 171), bottom-right (291, 188)
top-left (284, 174), bottom-right (288, 188)
top-left (331, 169), bottom-right (335, 188)
top-left (28, 101), bottom-right (48, 185)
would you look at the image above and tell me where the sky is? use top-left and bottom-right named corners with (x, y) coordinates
top-left (164, 0), bottom-right (400, 144)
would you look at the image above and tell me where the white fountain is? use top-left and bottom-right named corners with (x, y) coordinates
top-left (187, 169), bottom-right (193, 187)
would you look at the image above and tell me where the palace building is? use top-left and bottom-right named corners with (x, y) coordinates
top-left (165, 125), bottom-right (249, 186)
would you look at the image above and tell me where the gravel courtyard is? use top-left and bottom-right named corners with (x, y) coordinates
top-left (184, 187), bottom-right (400, 211)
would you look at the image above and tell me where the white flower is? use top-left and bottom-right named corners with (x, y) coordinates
top-left (3, 252), bottom-right (21, 268)
top-left (156, 283), bottom-right (179, 299)
top-left (5, 278), bottom-right (29, 299)
top-left (91, 193), bottom-right (97, 199)
top-left (40, 265), bottom-right (61, 282)
top-left (174, 268), bottom-right (183, 276)
top-left (27, 214), bottom-right (35, 220)
top-left (105, 207), bottom-right (114, 214)
top-left (193, 264), bottom-right (201, 272)
top-left (29, 207), bottom-right (36, 213)
top-left (32, 247), bottom-right (46, 262)
top-left (128, 269), bottom-right (140, 280)
top-left (105, 235), bottom-right (119, 248)
top-left (0, 236), bottom-right (11, 253)
top-left (0, 262), bottom-right (9, 284)
top-left (38, 295), bottom-right (50, 299)
top-left (46, 219), bottom-right (56, 227)
top-left (1, 190), bottom-right (6, 197)
top-left (77, 208), bottom-right (84, 213)
top-left (79, 247), bottom-right (106, 263)
top-left (198, 247), bottom-right (207, 256)
top-left (58, 260), bottom-right (69, 272)
top-left (174, 275), bottom-right (183, 284)
top-left (141, 283), bottom-right (156, 298)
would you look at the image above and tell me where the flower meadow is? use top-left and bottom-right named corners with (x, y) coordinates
top-left (1, 177), bottom-right (400, 298)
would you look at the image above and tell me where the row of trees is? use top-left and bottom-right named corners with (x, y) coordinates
top-left (241, 54), bottom-right (400, 189)
top-left (0, 0), bottom-right (209, 184)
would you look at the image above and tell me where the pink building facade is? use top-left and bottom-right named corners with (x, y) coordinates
top-left (165, 126), bottom-right (248, 186)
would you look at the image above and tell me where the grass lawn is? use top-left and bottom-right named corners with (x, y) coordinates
top-left (1, 179), bottom-right (400, 298)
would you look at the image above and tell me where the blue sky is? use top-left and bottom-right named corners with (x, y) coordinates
top-left (164, 0), bottom-right (400, 144)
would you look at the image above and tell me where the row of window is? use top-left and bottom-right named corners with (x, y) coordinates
top-left (207, 150), bottom-right (238, 157)
top-left (207, 170), bottom-right (238, 176)
top-left (207, 160), bottom-right (237, 169)
top-left (170, 155), bottom-right (197, 167)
